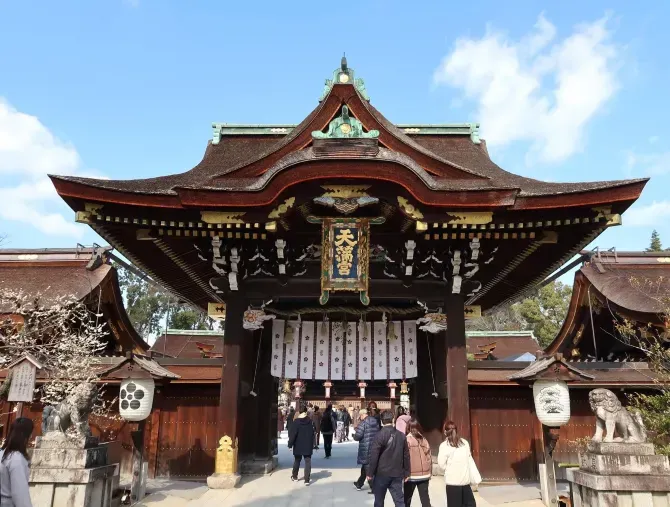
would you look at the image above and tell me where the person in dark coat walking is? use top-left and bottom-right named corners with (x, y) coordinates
top-left (353, 408), bottom-right (380, 492)
top-left (367, 410), bottom-right (411, 507)
top-left (286, 406), bottom-right (296, 434)
top-left (321, 404), bottom-right (335, 458)
top-left (288, 401), bottom-right (315, 485)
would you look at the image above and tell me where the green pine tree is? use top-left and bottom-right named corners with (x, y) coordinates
top-left (646, 230), bottom-right (663, 252)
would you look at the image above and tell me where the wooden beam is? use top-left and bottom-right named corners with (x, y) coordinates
top-left (445, 293), bottom-right (470, 441)
top-left (242, 278), bottom-right (447, 302)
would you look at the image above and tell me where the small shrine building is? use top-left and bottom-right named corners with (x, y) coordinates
top-left (50, 60), bottom-right (648, 481)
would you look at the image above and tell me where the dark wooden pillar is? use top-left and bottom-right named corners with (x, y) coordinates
top-left (255, 325), bottom-right (274, 459)
top-left (445, 293), bottom-right (470, 441)
top-left (218, 295), bottom-right (246, 463)
top-left (146, 389), bottom-right (163, 479)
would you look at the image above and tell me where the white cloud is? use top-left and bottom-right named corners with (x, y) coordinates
top-left (0, 99), bottom-right (87, 238)
top-left (433, 14), bottom-right (619, 164)
top-left (626, 149), bottom-right (670, 176)
top-left (625, 201), bottom-right (670, 226)
top-left (649, 136), bottom-right (659, 144)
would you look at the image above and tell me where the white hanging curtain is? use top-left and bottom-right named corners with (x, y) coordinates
top-left (270, 319), bottom-right (418, 380)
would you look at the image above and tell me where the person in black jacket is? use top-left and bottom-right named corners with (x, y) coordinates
top-left (288, 401), bottom-right (315, 485)
top-left (367, 410), bottom-right (411, 507)
top-left (321, 404), bottom-right (336, 458)
top-left (353, 408), bottom-right (380, 492)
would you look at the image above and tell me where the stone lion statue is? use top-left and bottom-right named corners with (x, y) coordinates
top-left (41, 382), bottom-right (98, 436)
top-left (589, 388), bottom-right (647, 443)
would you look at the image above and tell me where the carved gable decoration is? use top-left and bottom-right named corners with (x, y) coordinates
top-left (508, 354), bottom-right (594, 383)
top-left (313, 185), bottom-right (379, 215)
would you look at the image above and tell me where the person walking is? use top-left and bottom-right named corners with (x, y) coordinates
top-left (353, 406), bottom-right (361, 431)
top-left (311, 406), bottom-right (322, 450)
top-left (343, 406), bottom-right (352, 441)
top-left (404, 419), bottom-right (432, 507)
top-left (321, 404), bottom-right (335, 458)
top-left (0, 417), bottom-right (34, 507)
top-left (336, 406), bottom-right (346, 443)
top-left (437, 421), bottom-right (478, 507)
top-left (368, 401), bottom-right (381, 427)
top-left (286, 406), bottom-right (296, 435)
top-left (277, 407), bottom-right (284, 437)
top-left (346, 405), bottom-right (354, 440)
top-left (367, 410), bottom-right (410, 507)
top-left (288, 401), bottom-right (315, 486)
top-left (353, 408), bottom-right (380, 493)
top-left (395, 406), bottom-right (411, 435)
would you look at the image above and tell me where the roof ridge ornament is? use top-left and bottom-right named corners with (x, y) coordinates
top-left (312, 106), bottom-right (379, 139)
top-left (319, 56), bottom-right (370, 102)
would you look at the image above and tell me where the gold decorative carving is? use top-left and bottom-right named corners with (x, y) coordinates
top-left (397, 196), bottom-right (424, 220)
top-left (265, 221), bottom-right (277, 232)
top-left (592, 206), bottom-right (611, 220)
top-left (201, 211), bottom-right (246, 224)
top-left (207, 302), bottom-right (226, 320)
top-left (320, 185), bottom-right (371, 198)
top-left (75, 203), bottom-right (103, 224)
top-left (268, 197), bottom-right (296, 219)
top-left (416, 221), bottom-right (428, 232)
top-left (443, 211), bottom-right (493, 225)
top-left (606, 214), bottom-right (622, 226)
top-left (464, 306), bottom-right (482, 319)
top-left (214, 436), bottom-right (238, 474)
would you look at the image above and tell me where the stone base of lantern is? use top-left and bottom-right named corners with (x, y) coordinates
top-left (29, 433), bottom-right (118, 507)
top-left (207, 472), bottom-right (241, 489)
top-left (569, 442), bottom-right (670, 507)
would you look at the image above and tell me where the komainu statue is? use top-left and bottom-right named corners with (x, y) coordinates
top-left (589, 388), bottom-right (647, 443)
top-left (41, 382), bottom-right (98, 436)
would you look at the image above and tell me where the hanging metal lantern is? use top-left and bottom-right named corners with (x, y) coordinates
top-left (388, 381), bottom-right (398, 399)
top-left (293, 380), bottom-right (304, 399)
top-left (400, 381), bottom-right (409, 394)
top-left (358, 381), bottom-right (367, 399)
top-left (533, 379), bottom-right (570, 427)
top-left (324, 380), bottom-right (333, 399)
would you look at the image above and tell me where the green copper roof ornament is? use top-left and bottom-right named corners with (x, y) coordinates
top-left (318, 55), bottom-right (370, 102)
top-left (312, 105), bottom-right (379, 139)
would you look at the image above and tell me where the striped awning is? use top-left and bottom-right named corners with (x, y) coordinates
top-left (270, 319), bottom-right (418, 380)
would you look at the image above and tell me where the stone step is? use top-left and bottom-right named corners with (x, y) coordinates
top-left (580, 452), bottom-right (670, 476)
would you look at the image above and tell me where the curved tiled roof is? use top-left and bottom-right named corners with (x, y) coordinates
top-left (49, 82), bottom-right (647, 200)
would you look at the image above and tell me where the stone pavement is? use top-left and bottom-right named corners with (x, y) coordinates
top-left (137, 432), bottom-right (547, 507)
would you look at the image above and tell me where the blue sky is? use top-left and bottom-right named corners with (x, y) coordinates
top-left (1, 0), bottom-right (670, 257)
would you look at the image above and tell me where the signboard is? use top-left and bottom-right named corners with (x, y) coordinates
top-left (8, 359), bottom-right (38, 403)
top-left (207, 302), bottom-right (226, 320)
top-left (320, 218), bottom-right (370, 305)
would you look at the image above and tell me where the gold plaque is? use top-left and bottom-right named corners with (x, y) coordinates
top-left (207, 302), bottom-right (226, 320)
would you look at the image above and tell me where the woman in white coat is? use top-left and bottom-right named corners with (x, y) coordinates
top-left (437, 421), bottom-right (477, 507)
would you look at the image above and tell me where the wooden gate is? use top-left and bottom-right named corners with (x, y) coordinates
top-left (155, 386), bottom-right (220, 478)
top-left (470, 387), bottom-right (540, 482)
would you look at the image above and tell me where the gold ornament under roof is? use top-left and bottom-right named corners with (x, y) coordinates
top-left (320, 185), bottom-right (371, 198)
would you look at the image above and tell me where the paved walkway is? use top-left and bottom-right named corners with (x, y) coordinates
top-left (138, 432), bottom-right (547, 507)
